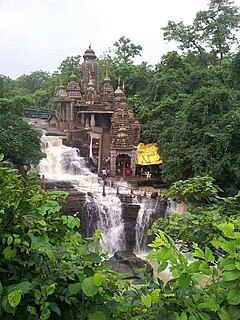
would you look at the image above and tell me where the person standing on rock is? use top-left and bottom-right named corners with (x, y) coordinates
top-left (101, 168), bottom-right (107, 180)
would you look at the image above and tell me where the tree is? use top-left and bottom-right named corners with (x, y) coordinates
top-left (113, 36), bottom-right (142, 64)
top-left (0, 114), bottom-right (44, 165)
top-left (162, 0), bottom-right (240, 61)
top-left (15, 70), bottom-right (51, 93)
top-left (0, 99), bottom-right (43, 165)
top-left (0, 75), bottom-right (15, 98)
top-left (54, 55), bottom-right (81, 85)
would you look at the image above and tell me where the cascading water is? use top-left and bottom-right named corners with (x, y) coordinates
top-left (38, 135), bottom-right (125, 255)
top-left (134, 197), bottom-right (160, 254)
top-left (83, 194), bottom-right (125, 255)
top-left (39, 135), bottom-right (93, 180)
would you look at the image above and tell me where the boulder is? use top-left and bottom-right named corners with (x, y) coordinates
top-left (107, 250), bottom-right (153, 279)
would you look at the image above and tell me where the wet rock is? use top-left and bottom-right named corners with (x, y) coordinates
top-left (122, 203), bottom-right (140, 250)
top-left (151, 191), bottom-right (158, 199)
top-left (107, 250), bottom-right (153, 279)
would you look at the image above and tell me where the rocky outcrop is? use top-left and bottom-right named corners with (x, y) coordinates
top-left (122, 203), bottom-right (140, 251)
top-left (45, 180), bottom-right (85, 216)
top-left (107, 250), bottom-right (153, 279)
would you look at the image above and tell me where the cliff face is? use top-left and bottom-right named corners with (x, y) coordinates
top-left (45, 180), bottom-right (167, 252)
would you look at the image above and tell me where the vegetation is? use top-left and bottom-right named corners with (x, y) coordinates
top-left (0, 158), bottom-right (123, 319)
top-left (1, 160), bottom-right (240, 319)
top-left (0, 99), bottom-right (44, 166)
top-left (1, 1), bottom-right (240, 316)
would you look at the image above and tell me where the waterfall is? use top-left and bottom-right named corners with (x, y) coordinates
top-left (134, 197), bottom-right (159, 254)
top-left (38, 135), bottom-right (125, 255)
top-left (83, 194), bottom-right (125, 255)
top-left (39, 135), bottom-right (96, 182)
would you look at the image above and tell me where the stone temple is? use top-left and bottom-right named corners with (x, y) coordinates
top-left (49, 46), bottom-right (141, 177)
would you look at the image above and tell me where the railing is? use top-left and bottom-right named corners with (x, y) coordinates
top-left (23, 108), bottom-right (55, 119)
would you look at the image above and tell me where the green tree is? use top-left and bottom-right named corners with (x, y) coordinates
top-left (113, 36), bottom-right (142, 64)
top-left (0, 75), bottom-right (15, 98)
top-left (54, 55), bottom-right (81, 85)
top-left (0, 99), bottom-right (43, 165)
top-left (15, 70), bottom-right (51, 93)
top-left (0, 114), bottom-right (44, 165)
top-left (162, 0), bottom-right (240, 61)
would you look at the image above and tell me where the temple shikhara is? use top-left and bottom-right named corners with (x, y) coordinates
top-left (50, 46), bottom-right (141, 177)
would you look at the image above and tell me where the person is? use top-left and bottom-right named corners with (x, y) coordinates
top-left (101, 168), bottom-right (107, 180)
top-left (146, 171), bottom-right (151, 179)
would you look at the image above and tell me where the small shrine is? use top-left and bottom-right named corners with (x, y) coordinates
top-left (50, 46), bottom-right (141, 177)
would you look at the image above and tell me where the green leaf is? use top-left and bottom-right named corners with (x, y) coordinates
top-left (227, 288), bottom-right (240, 305)
top-left (0, 281), bottom-right (2, 296)
top-left (27, 306), bottom-right (37, 315)
top-left (38, 220), bottom-right (47, 226)
top-left (176, 312), bottom-right (188, 320)
top-left (62, 215), bottom-right (80, 229)
top-left (178, 272), bottom-right (191, 288)
top-left (223, 270), bottom-right (240, 281)
top-left (68, 283), bottom-right (81, 296)
top-left (188, 260), bottom-right (202, 273)
top-left (7, 235), bottom-right (13, 246)
top-left (198, 297), bottom-right (219, 312)
top-left (2, 246), bottom-right (17, 260)
top-left (150, 289), bottom-right (160, 303)
top-left (193, 244), bottom-right (205, 260)
top-left (199, 261), bottom-right (211, 275)
top-left (85, 253), bottom-right (102, 263)
top-left (229, 305), bottom-right (240, 320)
top-left (217, 307), bottom-right (232, 320)
top-left (158, 261), bottom-right (168, 272)
top-left (88, 311), bottom-right (106, 320)
top-left (46, 284), bottom-right (55, 296)
top-left (49, 302), bottom-right (61, 316)
top-left (218, 223), bottom-right (235, 238)
top-left (34, 289), bottom-right (41, 304)
top-left (93, 273), bottom-right (104, 287)
top-left (8, 290), bottom-right (21, 308)
top-left (82, 277), bottom-right (98, 297)
top-left (205, 247), bottom-right (214, 263)
top-left (40, 308), bottom-right (51, 320)
top-left (141, 293), bottom-right (152, 308)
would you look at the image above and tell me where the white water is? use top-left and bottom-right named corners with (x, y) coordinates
top-left (38, 135), bottom-right (172, 256)
top-left (83, 194), bottom-right (125, 255)
top-left (135, 197), bottom-right (159, 254)
top-left (39, 135), bottom-right (125, 255)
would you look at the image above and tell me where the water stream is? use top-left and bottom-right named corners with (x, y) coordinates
top-left (39, 135), bottom-right (127, 255)
top-left (38, 135), bottom-right (168, 255)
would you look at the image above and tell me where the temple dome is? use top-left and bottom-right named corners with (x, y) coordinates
top-left (114, 86), bottom-right (127, 102)
top-left (83, 45), bottom-right (97, 60)
top-left (66, 73), bottom-right (82, 98)
top-left (56, 85), bottom-right (68, 98)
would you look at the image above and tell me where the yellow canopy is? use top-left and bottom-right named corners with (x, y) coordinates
top-left (137, 143), bottom-right (162, 165)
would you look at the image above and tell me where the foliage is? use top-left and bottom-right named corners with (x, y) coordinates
top-left (54, 55), bottom-right (81, 85)
top-left (15, 70), bottom-right (51, 94)
top-left (162, 0), bottom-right (240, 60)
top-left (0, 99), bottom-right (44, 165)
top-left (0, 159), bottom-right (125, 319)
top-left (109, 223), bottom-right (240, 320)
top-left (151, 176), bottom-right (240, 251)
top-left (162, 175), bottom-right (223, 205)
top-left (1, 160), bottom-right (240, 319)
top-left (113, 36), bottom-right (142, 64)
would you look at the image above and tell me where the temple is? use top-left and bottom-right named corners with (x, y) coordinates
top-left (49, 46), bottom-right (141, 177)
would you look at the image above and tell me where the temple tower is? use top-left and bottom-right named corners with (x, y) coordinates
top-left (80, 45), bottom-right (99, 94)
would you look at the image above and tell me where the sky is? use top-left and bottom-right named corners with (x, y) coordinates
top-left (0, 0), bottom-right (240, 79)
